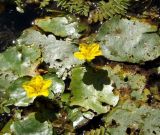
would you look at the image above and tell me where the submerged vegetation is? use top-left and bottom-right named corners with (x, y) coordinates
top-left (0, 0), bottom-right (160, 134)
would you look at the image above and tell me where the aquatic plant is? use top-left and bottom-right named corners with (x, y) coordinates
top-left (0, 0), bottom-right (160, 134)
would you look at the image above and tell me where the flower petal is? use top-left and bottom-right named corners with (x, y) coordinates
top-left (79, 43), bottom-right (88, 52)
top-left (27, 92), bottom-right (38, 98)
top-left (94, 50), bottom-right (102, 56)
top-left (42, 79), bottom-right (52, 90)
top-left (86, 55), bottom-right (96, 61)
top-left (22, 84), bottom-right (35, 98)
top-left (22, 84), bottom-right (35, 93)
top-left (74, 52), bottom-right (85, 60)
top-left (90, 43), bottom-right (100, 53)
top-left (39, 90), bottom-right (49, 97)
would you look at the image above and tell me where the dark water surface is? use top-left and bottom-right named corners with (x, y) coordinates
top-left (0, 3), bottom-right (42, 52)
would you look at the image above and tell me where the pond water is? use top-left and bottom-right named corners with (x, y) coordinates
top-left (0, 2), bottom-right (43, 52)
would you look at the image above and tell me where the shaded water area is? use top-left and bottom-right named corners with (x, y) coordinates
top-left (0, 2), bottom-right (43, 52)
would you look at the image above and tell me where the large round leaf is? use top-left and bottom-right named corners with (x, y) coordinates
top-left (7, 72), bottom-right (64, 106)
top-left (97, 17), bottom-right (160, 63)
top-left (35, 15), bottom-right (88, 38)
top-left (0, 44), bottom-right (41, 76)
top-left (70, 66), bottom-right (119, 114)
top-left (7, 77), bottom-right (35, 106)
top-left (0, 44), bottom-right (41, 109)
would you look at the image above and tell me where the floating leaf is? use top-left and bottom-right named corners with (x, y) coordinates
top-left (67, 108), bottom-right (94, 128)
top-left (0, 44), bottom-right (41, 76)
top-left (43, 73), bottom-right (65, 95)
top-left (7, 72), bottom-right (64, 107)
top-left (100, 64), bottom-right (147, 91)
top-left (70, 66), bottom-right (119, 114)
top-left (0, 44), bottom-right (41, 110)
top-left (0, 71), bottom-right (18, 113)
top-left (18, 29), bottom-right (83, 78)
top-left (7, 77), bottom-right (35, 107)
top-left (10, 113), bottom-right (53, 135)
top-left (97, 17), bottom-right (160, 63)
top-left (35, 15), bottom-right (88, 38)
top-left (104, 100), bottom-right (160, 135)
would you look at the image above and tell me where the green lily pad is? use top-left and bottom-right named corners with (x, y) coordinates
top-left (100, 64), bottom-right (147, 91)
top-left (97, 17), bottom-right (160, 63)
top-left (18, 29), bottom-right (83, 78)
top-left (10, 113), bottom-right (53, 135)
top-left (0, 44), bottom-right (41, 76)
top-left (70, 66), bottom-right (119, 114)
top-left (43, 73), bottom-right (65, 95)
top-left (34, 15), bottom-right (88, 38)
top-left (104, 100), bottom-right (160, 135)
top-left (0, 44), bottom-right (41, 108)
top-left (7, 77), bottom-right (35, 106)
top-left (7, 72), bottom-right (64, 106)
top-left (0, 71), bottom-right (18, 113)
top-left (0, 71), bottom-right (18, 91)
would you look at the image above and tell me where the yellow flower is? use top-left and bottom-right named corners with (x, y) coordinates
top-left (22, 75), bottom-right (52, 98)
top-left (74, 43), bottom-right (102, 61)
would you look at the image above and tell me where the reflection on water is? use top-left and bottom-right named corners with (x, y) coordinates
top-left (0, 2), bottom-right (41, 52)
